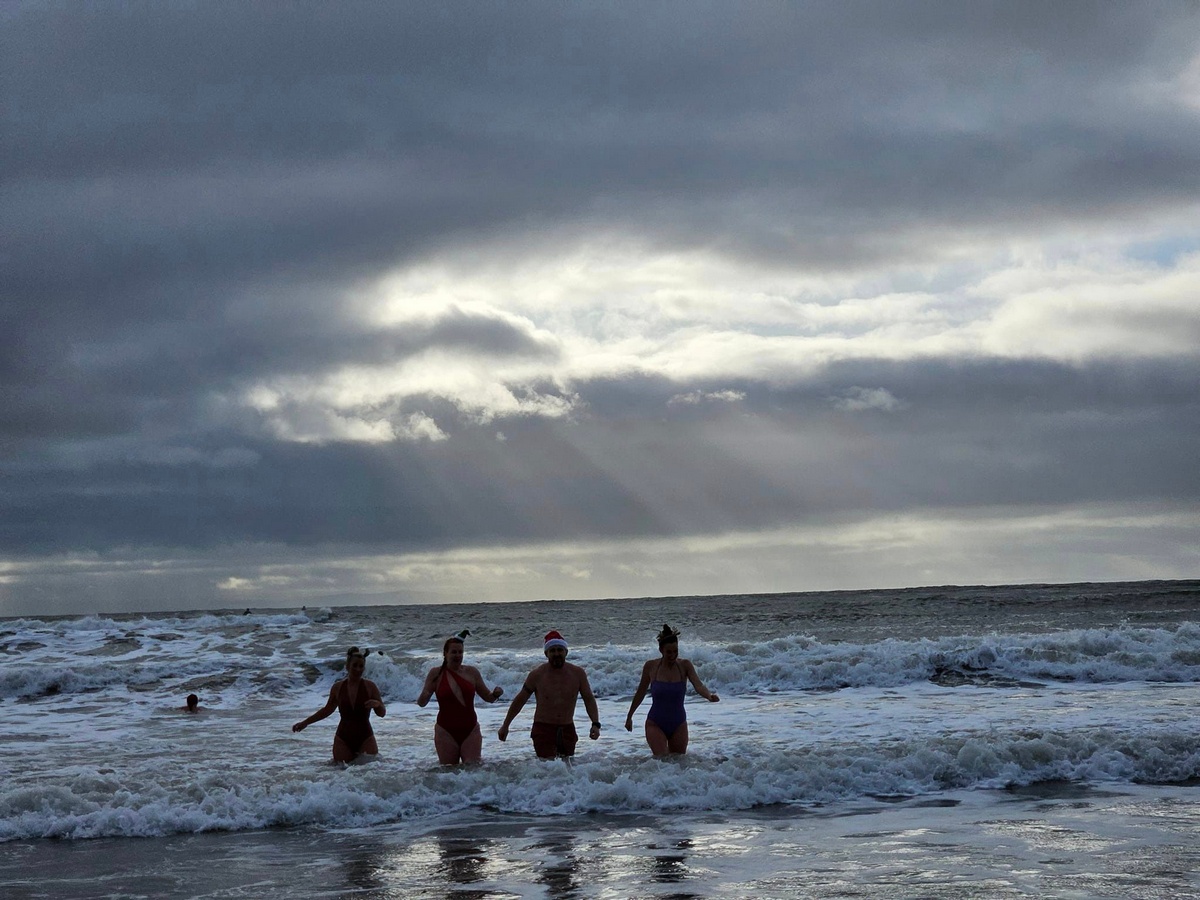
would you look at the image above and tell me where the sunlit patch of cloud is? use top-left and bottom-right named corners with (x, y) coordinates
top-left (231, 229), bottom-right (1200, 443)
top-left (393, 412), bottom-right (448, 442)
top-left (668, 389), bottom-right (746, 406)
top-left (830, 387), bottom-right (903, 413)
top-left (977, 249), bottom-right (1200, 361)
top-left (217, 574), bottom-right (298, 592)
top-left (235, 353), bottom-right (579, 443)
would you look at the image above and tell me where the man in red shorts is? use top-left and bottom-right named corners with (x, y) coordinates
top-left (497, 630), bottom-right (602, 759)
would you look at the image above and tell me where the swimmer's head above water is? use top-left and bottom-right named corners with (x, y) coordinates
top-left (345, 646), bottom-right (370, 676)
top-left (544, 630), bottom-right (568, 667)
top-left (442, 629), bottom-right (470, 666)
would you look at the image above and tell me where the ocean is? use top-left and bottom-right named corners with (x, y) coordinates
top-left (3, 580), bottom-right (1200, 898)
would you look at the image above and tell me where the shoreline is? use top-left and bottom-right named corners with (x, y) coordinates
top-left (5, 783), bottom-right (1200, 899)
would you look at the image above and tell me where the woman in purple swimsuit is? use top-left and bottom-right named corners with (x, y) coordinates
top-left (292, 647), bottom-right (386, 763)
top-left (624, 624), bottom-right (719, 756)
top-left (417, 630), bottom-right (504, 765)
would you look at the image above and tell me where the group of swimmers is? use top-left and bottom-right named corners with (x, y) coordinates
top-left (290, 624), bottom-right (719, 764)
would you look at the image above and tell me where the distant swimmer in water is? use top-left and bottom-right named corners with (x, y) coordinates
top-left (416, 629), bottom-right (505, 764)
top-left (624, 624), bottom-right (719, 756)
top-left (498, 630), bottom-right (601, 759)
top-left (180, 693), bottom-right (202, 713)
top-left (292, 647), bottom-right (386, 763)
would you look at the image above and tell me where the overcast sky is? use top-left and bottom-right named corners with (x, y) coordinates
top-left (3, 1), bottom-right (1199, 616)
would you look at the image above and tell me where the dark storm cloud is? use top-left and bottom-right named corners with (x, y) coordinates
top-left (6, 2), bottom-right (1198, 347)
top-left (1, 303), bottom-right (557, 449)
top-left (2, 1), bottom-right (1199, 604)
top-left (6, 3), bottom-right (1200, 279)
top-left (3, 356), bottom-right (1196, 557)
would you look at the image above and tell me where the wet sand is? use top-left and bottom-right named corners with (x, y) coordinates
top-left (5, 782), bottom-right (1200, 899)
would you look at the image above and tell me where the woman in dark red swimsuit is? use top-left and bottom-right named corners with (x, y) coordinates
top-left (292, 647), bottom-right (386, 762)
top-left (418, 631), bottom-right (504, 764)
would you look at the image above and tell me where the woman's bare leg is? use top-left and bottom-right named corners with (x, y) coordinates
top-left (434, 724), bottom-right (462, 764)
top-left (459, 724), bottom-right (483, 764)
top-left (644, 720), bottom-right (670, 756)
top-left (333, 734), bottom-right (378, 763)
top-left (332, 735), bottom-right (355, 763)
top-left (667, 721), bottom-right (689, 755)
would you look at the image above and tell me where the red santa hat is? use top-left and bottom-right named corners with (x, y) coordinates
top-left (544, 630), bottom-right (568, 650)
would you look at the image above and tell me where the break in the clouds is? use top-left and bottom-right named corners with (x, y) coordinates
top-left (2, 2), bottom-right (1199, 615)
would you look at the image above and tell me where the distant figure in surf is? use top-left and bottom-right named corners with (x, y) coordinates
top-left (624, 624), bottom-right (719, 756)
top-left (180, 693), bottom-right (202, 713)
top-left (498, 630), bottom-right (602, 759)
top-left (417, 629), bottom-right (505, 764)
top-left (292, 646), bottom-right (386, 763)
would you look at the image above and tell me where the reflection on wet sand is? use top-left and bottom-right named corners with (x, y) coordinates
top-left (532, 835), bottom-right (581, 898)
top-left (652, 836), bottom-right (693, 883)
top-left (649, 835), bottom-right (704, 899)
top-left (437, 832), bottom-right (491, 898)
top-left (340, 839), bottom-right (388, 894)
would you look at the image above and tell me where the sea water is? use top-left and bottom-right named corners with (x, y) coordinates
top-left (3, 581), bottom-right (1200, 898)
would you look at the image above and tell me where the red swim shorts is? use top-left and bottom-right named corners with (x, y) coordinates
top-left (530, 721), bottom-right (578, 758)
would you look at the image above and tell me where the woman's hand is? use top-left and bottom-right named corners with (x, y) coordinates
top-left (624, 713), bottom-right (634, 732)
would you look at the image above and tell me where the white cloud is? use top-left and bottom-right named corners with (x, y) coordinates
top-left (668, 389), bottom-right (747, 406)
top-left (831, 387), bottom-right (903, 413)
top-left (978, 250), bottom-right (1200, 361)
top-left (229, 229), bottom-right (1200, 443)
top-left (394, 412), bottom-right (448, 443)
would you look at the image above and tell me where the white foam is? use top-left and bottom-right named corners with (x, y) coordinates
top-left (5, 594), bottom-right (1200, 842)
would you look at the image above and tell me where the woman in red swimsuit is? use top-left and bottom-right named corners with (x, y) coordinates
top-left (417, 631), bottom-right (504, 764)
top-left (292, 647), bottom-right (386, 763)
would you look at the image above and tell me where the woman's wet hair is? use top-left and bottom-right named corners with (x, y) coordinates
top-left (657, 623), bottom-right (680, 647)
top-left (346, 646), bottom-right (370, 663)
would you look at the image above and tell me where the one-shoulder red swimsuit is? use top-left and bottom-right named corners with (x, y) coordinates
top-left (436, 669), bottom-right (478, 744)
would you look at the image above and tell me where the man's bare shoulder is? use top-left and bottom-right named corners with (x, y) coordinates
top-left (525, 662), bottom-right (553, 682)
top-left (561, 662), bottom-right (590, 683)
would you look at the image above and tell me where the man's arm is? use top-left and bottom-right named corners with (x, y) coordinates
top-left (579, 671), bottom-right (601, 741)
top-left (497, 671), bottom-right (537, 741)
